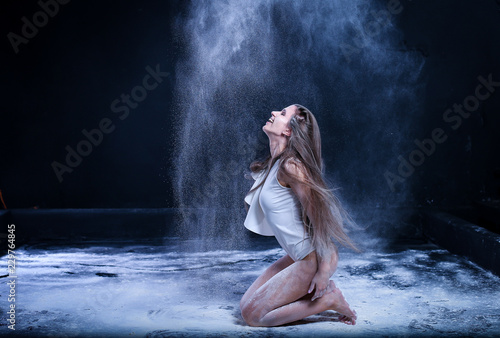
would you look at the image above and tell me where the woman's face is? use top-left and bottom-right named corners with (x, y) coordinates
top-left (262, 105), bottom-right (296, 138)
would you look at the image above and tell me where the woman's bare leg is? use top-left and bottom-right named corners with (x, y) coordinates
top-left (261, 283), bottom-right (356, 326)
top-left (240, 254), bottom-right (294, 310)
top-left (241, 253), bottom-right (356, 327)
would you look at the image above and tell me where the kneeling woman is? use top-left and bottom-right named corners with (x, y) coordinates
top-left (240, 104), bottom-right (358, 327)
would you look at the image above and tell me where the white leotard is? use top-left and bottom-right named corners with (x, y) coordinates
top-left (244, 159), bottom-right (314, 261)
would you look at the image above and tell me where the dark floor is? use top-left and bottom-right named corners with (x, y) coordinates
top-left (1, 236), bottom-right (499, 337)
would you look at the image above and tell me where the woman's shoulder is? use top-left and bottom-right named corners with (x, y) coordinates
top-left (281, 157), bottom-right (307, 181)
top-left (282, 157), bottom-right (304, 170)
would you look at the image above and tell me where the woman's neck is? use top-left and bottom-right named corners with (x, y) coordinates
top-left (269, 138), bottom-right (287, 159)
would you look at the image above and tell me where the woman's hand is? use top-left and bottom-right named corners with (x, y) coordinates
top-left (308, 270), bottom-right (332, 301)
top-left (308, 249), bottom-right (338, 301)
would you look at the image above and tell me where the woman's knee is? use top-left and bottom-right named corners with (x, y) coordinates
top-left (239, 297), bottom-right (247, 312)
top-left (240, 301), bottom-right (263, 327)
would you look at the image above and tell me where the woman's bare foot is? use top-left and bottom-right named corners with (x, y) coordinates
top-left (323, 280), bottom-right (357, 325)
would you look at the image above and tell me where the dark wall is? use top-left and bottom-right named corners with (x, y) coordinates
top-left (1, 0), bottom-right (499, 209)
top-left (1, 0), bottom-right (181, 208)
top-left (397, 0), bottom-right (500, 206)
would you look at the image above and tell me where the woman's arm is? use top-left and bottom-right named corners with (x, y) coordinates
top-left (281, 159), bottom-right (337, 301)
top-left (309, 248), bottom-right (338, 300)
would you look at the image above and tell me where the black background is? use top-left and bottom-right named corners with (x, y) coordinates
top-left (1, 0), bottom-right (499, 210)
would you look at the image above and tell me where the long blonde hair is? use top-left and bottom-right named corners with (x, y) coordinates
top-left (248, 104), bottom-right (358, 258)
